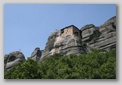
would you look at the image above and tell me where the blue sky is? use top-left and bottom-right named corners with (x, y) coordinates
top-left (4, 4), bottom-right (116, 59)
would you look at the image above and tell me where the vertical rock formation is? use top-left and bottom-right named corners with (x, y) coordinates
top-left (81, 16), bottom-right (116, 52)
top-left (4, 51), bottom-right (25, 70)
top-left (30, 47), bottom-right (41, 62)
top-left (41, 16), bottom-right (116, 60)
top-left (41, 25), bottom-right (86, 60)
top-left (81, 24), bottom-right (96, 42)
top-left (96, 16), bottom-right (116, 50)
top-left (4, 16), bottom-right (116, 64)
top-left (81, 24), bottom-right (98, 52)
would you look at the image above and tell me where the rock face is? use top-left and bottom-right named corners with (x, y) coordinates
top-left (4, 16), bottom-right (116, 63)
top-left (30, 47), bottom-right (41, 62)
top-left (41, 25), bottom-right (86, 60)
top-left (81, 16), bottom-right (116, 52)
top-left (4, 51), bottom-right (25, 70)
top-left (41, 16), bottom-right (116, 60)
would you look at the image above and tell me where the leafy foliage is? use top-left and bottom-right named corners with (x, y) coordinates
top-left (4, 49), bottom-right (116, 79)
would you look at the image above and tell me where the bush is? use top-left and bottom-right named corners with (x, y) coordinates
top-left (4, 49), bottom-right (116, 79)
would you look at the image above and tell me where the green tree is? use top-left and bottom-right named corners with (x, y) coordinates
top-left (5, 49), bottom-right (116, 79)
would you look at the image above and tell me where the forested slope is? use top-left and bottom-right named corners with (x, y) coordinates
top-left (5, 49), bottom-right (116, 79)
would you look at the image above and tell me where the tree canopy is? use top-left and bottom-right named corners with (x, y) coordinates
top-left (4, 49), bottom-right (116, 79)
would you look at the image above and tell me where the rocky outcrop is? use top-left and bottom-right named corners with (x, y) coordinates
top-left (81, 16), bottom-right (116, 52)
top-left (30, 47), bottom-right (41, 62)
top-left (41, 25), bottom-right (86, 60)
top-left (4, 16), bottom-right (116, 64)
top-left (41, 16), bottom-right (116, 60)
top-left (4, 51), bottom-right (25, 70)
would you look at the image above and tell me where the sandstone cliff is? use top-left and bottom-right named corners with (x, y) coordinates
top-left (4, 16), bottom-right (116, 64)
top-left (41, 25), bottom-right (86, 60)
top-left (41, 16), bottom-right (116, 60)
top-left (30, 47), bottom-right (42, 62)
top-left (81, 16), bottom-right (116, 52)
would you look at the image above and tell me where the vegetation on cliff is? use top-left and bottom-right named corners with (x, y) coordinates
top-left (4, 49), bottom-right (116, 79)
